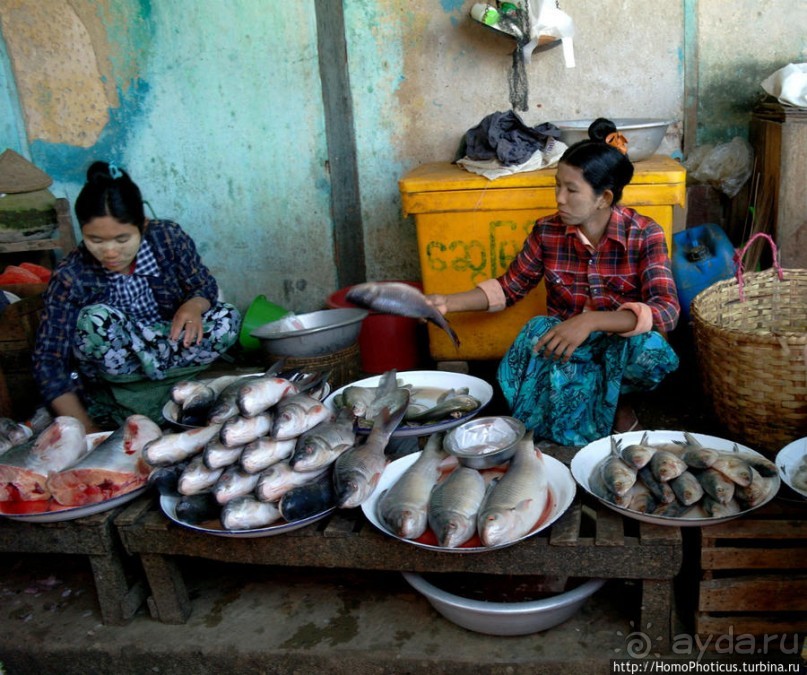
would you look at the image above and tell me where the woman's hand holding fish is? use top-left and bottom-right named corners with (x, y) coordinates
top-left (426, 288), bottom-right (488, 315)
top-left (170, 296), bottom-right (211, 346)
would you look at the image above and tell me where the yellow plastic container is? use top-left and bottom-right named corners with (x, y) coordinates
top-left (399, 156), bottom-right (686, 361)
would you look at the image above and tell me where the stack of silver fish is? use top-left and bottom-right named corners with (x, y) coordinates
top-left (146, 367), bottom-right (411, 530)
top-left (588, 432), bottom-right (780, 519)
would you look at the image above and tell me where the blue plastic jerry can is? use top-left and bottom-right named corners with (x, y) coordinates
top-left (672, 223), bottom-right (737, 324)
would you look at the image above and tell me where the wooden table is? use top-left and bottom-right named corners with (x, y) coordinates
top-left (115, 486), bottom-right (683, 648)
top-left (0, 503), bottom-right (148, 625)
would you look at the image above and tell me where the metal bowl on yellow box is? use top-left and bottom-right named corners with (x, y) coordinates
top-left (551, 118), bottom-right (673, 161)
top-left (444, 416), bottom-right (526, 469)
top-left (251, 308), bottom-right (368, 357)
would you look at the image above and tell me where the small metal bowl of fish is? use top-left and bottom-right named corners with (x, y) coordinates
top-left (250, 308), bottom-right (368, 357)
top-left (444, 416), bottom-right (527, 469)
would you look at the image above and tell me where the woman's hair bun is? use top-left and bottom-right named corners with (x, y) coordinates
top-left (588, 118), bottom-right (618, 142)
top-left (86, 161), bottom-right (113, 183)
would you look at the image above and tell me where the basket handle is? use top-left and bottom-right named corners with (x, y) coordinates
top-left (733, 232), bottom-right (784, 302)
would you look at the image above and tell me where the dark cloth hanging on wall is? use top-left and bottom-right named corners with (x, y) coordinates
top-left (458, 111), bottom-right (562, 166)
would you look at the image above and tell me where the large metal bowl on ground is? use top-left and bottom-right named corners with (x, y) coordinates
top-left (250, 308), bottom-right (368, 357)
top-left (551, 118), bottom-right (673, 161)
top-left (443, 416), bottom-right (526, 469)
top-left (402, 573), bottom-right (606, 636)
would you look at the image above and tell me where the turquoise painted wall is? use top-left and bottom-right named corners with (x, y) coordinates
top-left (0, 0), bottom-right (805, 317)
top-left (1, 0), bottom-right (334, 314)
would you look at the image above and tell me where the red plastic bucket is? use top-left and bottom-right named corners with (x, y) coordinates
top-left (327, 282), bottom-right (423, 374)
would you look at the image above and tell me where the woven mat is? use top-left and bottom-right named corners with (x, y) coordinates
top-left (0, 149), bottom-right (53, 194)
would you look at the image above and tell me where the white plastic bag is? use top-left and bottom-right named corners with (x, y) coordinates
top-left (761, 63), bottom-right (807, 108)
top-left (688, 138), bottom-right (754, 198)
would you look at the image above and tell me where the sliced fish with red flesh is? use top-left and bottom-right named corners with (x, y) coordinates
top-left (0, 416), bottom-right (87, 502)
top-left (46, 415), bottom-right (162, 506)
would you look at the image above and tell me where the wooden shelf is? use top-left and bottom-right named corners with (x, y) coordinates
top-left (0, 197), bottom-right (76, 255)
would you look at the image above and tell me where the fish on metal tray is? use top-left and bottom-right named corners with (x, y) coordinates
top-left (148, 459), bottom-right (190, 496)
top-left (213, 465), bottom-right (262, 505)
top-left (477, 434), bottom-right (547, 548)
top-left (0, 417), bottom-right (29, 453)
top-left (203, 438), bottom-right (245, 471)
top-left (289, 408), bottom-right (356, 472)
top-left (378, 432), bottom-right (448, 540)
top-left (361, 370), bottom-right (407, 422)
top-left (734, 467), bottom-right (777, 507)
top-left (0, 416), bottom-right (87, 502)
top-left (46, 414), bottom-right (162, 506)
top-left (701, 495), bottom-right (741, 518)
top-left (710, 448), bottom-right (752, 487)
top-left (648, 449), bottom-right (687, 483)
top-left (617, 433), bottom-right (656, 470)
top-left (624, 482), bottom-right (657, 514)
top-left (236, 375), bottom-right (299, 418)
top-left (272, 393), bottom-right (333, 441)
top-left (240, 437), bottom-right (295, 474)
top-left (597, 437), bottom-right (637, 497)
top-left (278, 469), bottom-right (336, 522)
top-left (176, 492), bottom-right (221, 525)
top-left (333, 393), bottom-right (410, 509)
top-left (637, 466), bottom-right (676, 505)
top-left (698, 468), bottom-right (736, 505)
top-left (404, 394), bottom-right (481, 424)
top-left (143, 423), bottom-right (222, 467)
top-left (177, 454), bottom-right (225, 496)
top-left (220, 412), bottom-right (274, 448)
top-left (428, 463), bottom-right (486, 548)
top-left (346, 281), bottom-right (460, 349)
top-left (255, 461), bottom-right (329, 503)
top-left (221, 495), bottom-right (282, 530)
top-left (669, 470), bottom-right (704, 506)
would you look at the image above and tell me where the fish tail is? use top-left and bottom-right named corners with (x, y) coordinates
top-left (431, 316), bottom-right (460, 349)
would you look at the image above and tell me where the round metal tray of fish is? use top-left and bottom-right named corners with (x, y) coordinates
top-left (0, 432), bottom-right (149, 522)
top-left (361, 450), bottom-right (576, 553)
top-left (159, 493), bottom-right (335, 538)
top-left (775, 437), bottom-right (807, 500)
top-left (163, 375), bottom-right (330, 429)
top-left (325, 370), bottom-right (494, 438)
top-left (571, 431), bottom-right (781, 527)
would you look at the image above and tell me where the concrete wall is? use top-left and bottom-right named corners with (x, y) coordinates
top-left (0, 0), bottom-right (804, 315)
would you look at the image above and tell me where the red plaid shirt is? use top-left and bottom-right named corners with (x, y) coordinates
top-left (498, 206), bottom-right (680, 332)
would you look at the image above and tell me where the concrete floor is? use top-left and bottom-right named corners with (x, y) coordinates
top-left (0, 327), bottom-right (801, 674)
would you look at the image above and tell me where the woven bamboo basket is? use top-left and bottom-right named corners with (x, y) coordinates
top-left (690, 233), bottom-right (807, 455)
top-left (266, 341), bottom-right (362, 390)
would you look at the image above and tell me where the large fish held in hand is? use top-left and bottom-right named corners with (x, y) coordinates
top-left (346, 282), bottom-right (460, 349)
top-left (477, 434), bottom-right (548, 547)
top-left (0, 416), bottom-right (87, 502)
top-left (46, 414), bottom-right (162, 506)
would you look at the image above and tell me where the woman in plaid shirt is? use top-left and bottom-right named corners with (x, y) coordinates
top-left (33, 162), bottom-right (241, 433)
top-left (429, 119), bottom-right (680, 445)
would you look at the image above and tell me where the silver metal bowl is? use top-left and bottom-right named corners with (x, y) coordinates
top-left (250, 308), bottom-right (368, 357)
top-left (551, 118), bottom-right (674, 162)
top-left (402, 572), bottom-right (606, 636)
top-left (443, 416), bottom-right (526, 469)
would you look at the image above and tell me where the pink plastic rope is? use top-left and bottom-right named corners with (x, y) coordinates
top-left (732, 232), bottom-right (784, 302)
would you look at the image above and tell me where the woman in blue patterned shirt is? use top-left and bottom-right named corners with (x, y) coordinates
top-left (33, 162), bottom-right (241, 433)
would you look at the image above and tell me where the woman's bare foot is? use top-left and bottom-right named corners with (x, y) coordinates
top-left (613, 401), bottom-right (642, 434)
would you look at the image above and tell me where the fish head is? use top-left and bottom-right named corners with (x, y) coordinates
top-left (478, 510), bottom-right (517, 548)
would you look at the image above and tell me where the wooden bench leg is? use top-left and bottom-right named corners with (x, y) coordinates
top-left (140, 553), bottom-right (191, 624)
top-left (88, 551), bottom-right (146, 626)
top-left (640, 579), bottom-right (673, 654)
